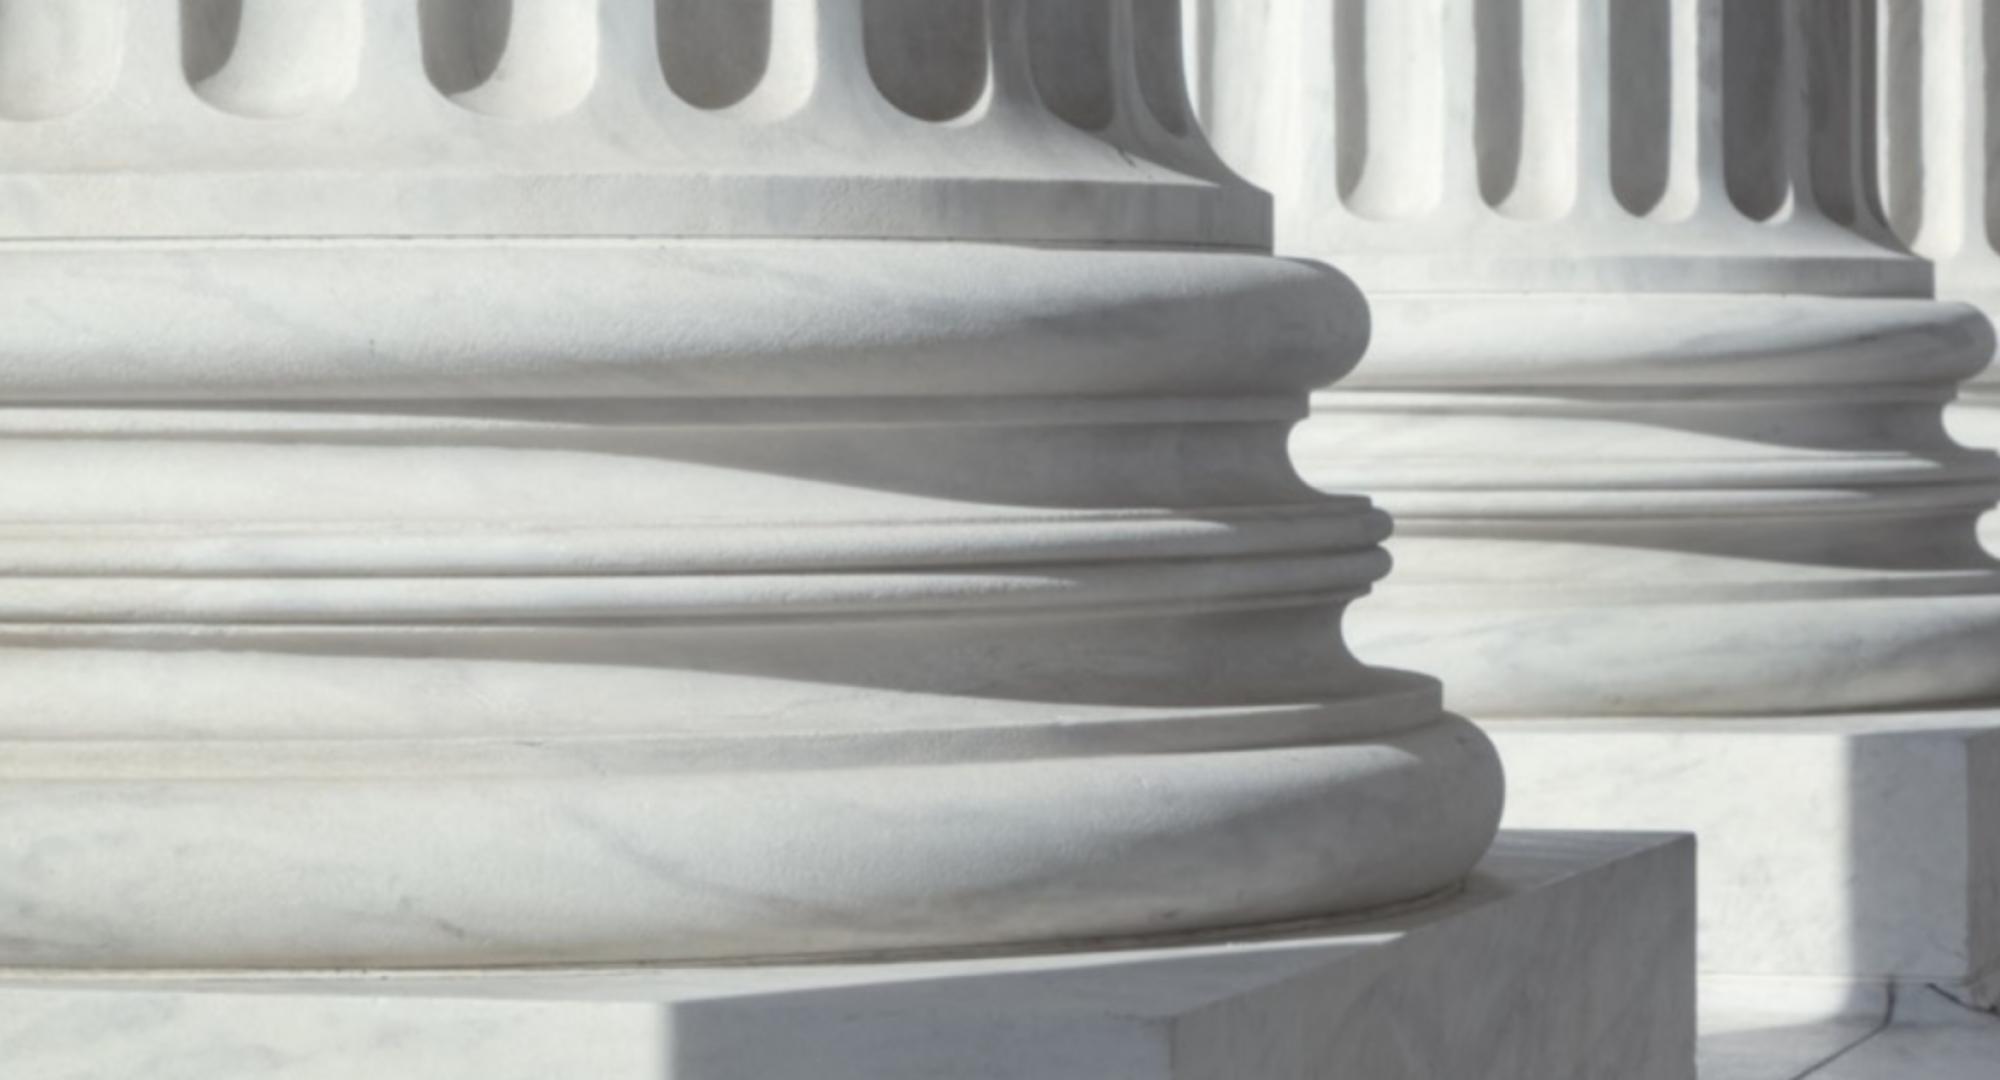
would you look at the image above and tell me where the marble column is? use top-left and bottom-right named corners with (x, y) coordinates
top-left (1871, 0), bottom-right (2000, 552)
top-left (0, 0), bottom-right (1509, 974)
top-left (1192, 0), bottom-right (2000, 717)
top-left (1192, 0), bottom-right (2000, 1010)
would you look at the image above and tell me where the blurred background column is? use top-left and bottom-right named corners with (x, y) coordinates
top-left (1871, 0), bottom-right (2000, 553)
top-left (1192, 0), bottom-right (2000, 1031)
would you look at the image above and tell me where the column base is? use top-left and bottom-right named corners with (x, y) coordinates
top-left (0, 833), bottom-right (1691, 1080)
top-left (1493, 708), bottom-right (2000, 1000)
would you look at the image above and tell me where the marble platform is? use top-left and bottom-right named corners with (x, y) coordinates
top-left (0, 832), bottom-right (1692, 1080)
top-left (1702, 980), bottom-right (2000, 1080)
top-left (1494, 709), bottom-right (2000, 1002)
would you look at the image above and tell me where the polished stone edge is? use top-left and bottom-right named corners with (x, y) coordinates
top-left (0, 717), bottom-right (1503, 969)
top-left (0, 832), bottom-right (1693, 1080)
top-left (1492, 707), bottom-right (2000, 987)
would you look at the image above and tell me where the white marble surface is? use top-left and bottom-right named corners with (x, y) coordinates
top-left (1699, 1010), bottom-right (1886, 1080)
top-left (0, 1), bottom-right (1507, 972)
top-left (1702, 983), bottom-right (2000, 1080)
top-left (0, 0), bottom-right (1265, 246)
top-left (0, 243), bottom-right (1506, 970)
top-left (1808, 1018), bottom-right (2000, 1080)
top-left (0, 832), bottom-right (1694, 1080)
top-left (1492, 709), bottom-right (2000, 996)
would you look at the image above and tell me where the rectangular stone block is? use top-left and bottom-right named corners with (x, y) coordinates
top-left (1492, 709), bottom-right (2000, 1004)
top-left (0, 832), bottom-right (1692, 1080)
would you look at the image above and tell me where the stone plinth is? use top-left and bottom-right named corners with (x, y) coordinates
top-left (0, 833), bottom-right (1696, 1080)
top-left (1496, 713), bottom-right (2000, 1006)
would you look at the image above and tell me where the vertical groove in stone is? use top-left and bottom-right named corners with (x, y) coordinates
top-left (1824, 0), bottom-right (1880, 232)
top-left (0, 0), bottom-right (124, 120)
top-left (1129, 0), bottom-right (1189, 134)
top-left (1984, 0), bottom-right (2000, 254)
top-left (1336, 0), bottom-right (1443, 220)
top-left (419, 0), bottom-right (599, 118)
top-left (1722, 0), bottom-right (1791, 220)
top-left (862, 0), bottom-right (988, 122)
top-left (1869, 0), bottom-right (1992, 258)
top-left (182, 0), bottom-right (363, 118)
top-left (1831, 0), bottom-right (1886, 233)
top-left (1026, 0), bottom-right (1112, 129)
top-left (1471, 0), bottom-right (1518, 211)
top-left (1609, 0), bottom-right (1676, 215)
top-left (1476, 0), bottom-right (1578, 220)
top-left (1332, 0), bottom-right (1366, 208)
top-left (656, 0), bottom-right (771, 110)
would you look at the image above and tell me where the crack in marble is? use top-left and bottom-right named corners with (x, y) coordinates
top-left (1791, 983), bottom-right (1896, 1078)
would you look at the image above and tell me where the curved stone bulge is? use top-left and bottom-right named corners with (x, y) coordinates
top-left (1955, 385), bottom-right (2000, 555)
top-left (0, 584), bottom-right (1408, 737)
top-left (1300, 292), bottom-right (2000, 716)
top-left (0, 240), bottom-right (1502, 966)
top-left (1941, 289), bottom-right (2000, 555)
top-left (1346, 590), bottom-right (2000, 718)
top-left (0, 526), bottom-right (1390, 623)
top-left (0, 244), bottom-right (1357, 400)
top-left (0, 529), bottom-right (1505, 968)
top-left (1337, 293), bottom-right (1992, 389)
top-left (1955, 385), bottom-right (2000, 471)
top-left (0, 711), bottom-right (1501, 968)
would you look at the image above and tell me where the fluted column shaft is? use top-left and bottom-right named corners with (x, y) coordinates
top-left (1193, 0), bottom-right (2000, 717)
top-left (0, 0), bottom-right (1502, 969)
